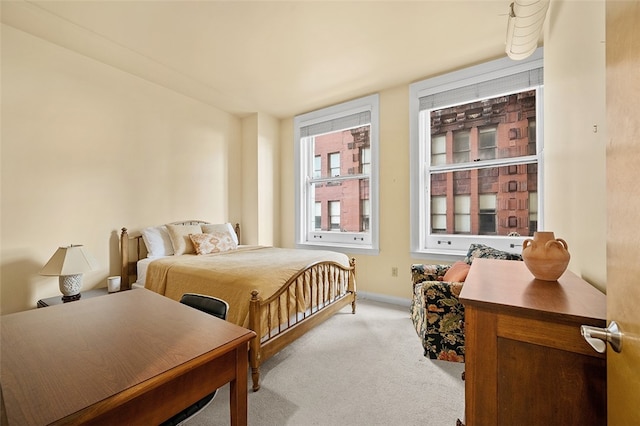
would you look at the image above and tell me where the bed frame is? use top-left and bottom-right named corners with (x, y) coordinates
top-left (119, 221), bottom-right (357, 391)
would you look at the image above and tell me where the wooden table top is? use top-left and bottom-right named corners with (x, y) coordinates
top-left (1, 289), bottom-right (255, 425)
top-left (460, 258), bottom-right (606, 323)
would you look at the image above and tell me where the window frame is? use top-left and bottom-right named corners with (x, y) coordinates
top-left (294, 94), bottom-right (380, 255)
top-left (409, 49), bottom-right (544, 260)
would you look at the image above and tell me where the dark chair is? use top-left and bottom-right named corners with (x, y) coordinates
top-left (160, 294), bottom-right (229, 426)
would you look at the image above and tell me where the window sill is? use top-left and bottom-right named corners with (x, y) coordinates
top-left (411, 249), bottom-right (467, 263)
top-left (296, 242), bottom-right (379, 256)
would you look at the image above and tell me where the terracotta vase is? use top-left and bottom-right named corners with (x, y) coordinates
top-left (521, 231), bottom-right (570, 281)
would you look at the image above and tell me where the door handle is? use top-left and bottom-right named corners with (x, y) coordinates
top-left (580, 321), bottom-right (622, 353)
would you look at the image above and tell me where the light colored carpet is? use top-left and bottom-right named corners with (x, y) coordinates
top-left (186, 298), bottom-right (465, 426)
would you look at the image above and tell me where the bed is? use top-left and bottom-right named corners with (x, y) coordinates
top-left (119, 220), bottom-right (357, 391)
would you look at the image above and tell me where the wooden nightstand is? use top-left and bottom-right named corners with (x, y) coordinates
top-left (37, 287), bottom-right (111, 308)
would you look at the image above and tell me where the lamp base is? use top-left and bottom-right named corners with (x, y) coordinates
top-left (62, 293), bottom-right (82, 303)
top-left (59, 274), bottom-right (83, 302)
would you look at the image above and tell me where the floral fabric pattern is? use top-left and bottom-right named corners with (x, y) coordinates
top-left (410, 245), bottom-right (523, 364)
top-left (411, 264), bottom-right (465, 363)
top-left (463, 243), bottom-right (522, 264)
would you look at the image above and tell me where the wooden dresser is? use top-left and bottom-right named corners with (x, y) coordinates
top-left (460, 258), bottom-right (606, 426)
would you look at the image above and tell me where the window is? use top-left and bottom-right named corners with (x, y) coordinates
top-left (314, 202), bottom-right (322, 230)
top-left (410, 49), bottom-right (543, 257)
top-left (329, 152), bottom-right (341, 177)
top-left (361, 148), bottom-right (371, 174)
top-left (313, 156), bottom-right (321, 178)
top-left (329, 201), bottom-right (341, 230)
top-left (294, 94), bottom-right (379, 254)
top-left (479, 194), bottom-right (497, 234)
top-left (431, 134), bottom-right (446, 165)
top-left (361, 199), bottom-right (370, 231)
top-left (478, 126), bottom-right (497, 160)
top-left (453, 130), bottom-right (470, 163)
top-left (431, 196), bottom-right (447, 233)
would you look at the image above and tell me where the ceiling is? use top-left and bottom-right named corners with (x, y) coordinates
top-left (1, 0), bottom-right (518, 118)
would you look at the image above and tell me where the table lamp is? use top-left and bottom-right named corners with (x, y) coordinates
top-left (40, 245), bottom-right (99, 302)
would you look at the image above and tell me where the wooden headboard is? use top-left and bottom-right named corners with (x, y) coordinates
top-left (119, 221), bottom-right (241, 290)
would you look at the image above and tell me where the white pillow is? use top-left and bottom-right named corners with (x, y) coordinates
top-left (201, 223), bottom-right (238, 245)
top-left (141, 226), bottom-right (174, 257)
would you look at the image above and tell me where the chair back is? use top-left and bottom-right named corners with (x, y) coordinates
top-left (180, 293), bottom-right (229, 320)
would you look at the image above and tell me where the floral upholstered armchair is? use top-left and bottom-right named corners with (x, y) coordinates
top-left (410, 244), bottom-right (523, 363)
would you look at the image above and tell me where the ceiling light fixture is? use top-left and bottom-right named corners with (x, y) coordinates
top-left (505, 0), bottom-right (550, 60)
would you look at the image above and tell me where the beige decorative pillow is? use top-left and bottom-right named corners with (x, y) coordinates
top-left (201, 223), bottom-right (238, 245)
top-left (189, 232), bottom-right (238, 255)
top-left (166, 224), bottom-right (202, 255)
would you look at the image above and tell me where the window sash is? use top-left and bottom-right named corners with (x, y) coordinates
top-left (410, 49), bottom-right (544, 258)
top-left (294, 94), bottom-right (379, 254)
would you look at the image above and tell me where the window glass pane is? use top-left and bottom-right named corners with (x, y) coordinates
top-left (313, 126), bottom-right (370, 178)
top-left (453, 131), bottom-right (470, 163)
top-left (454, 195), bottom-right (470, 214)
top-left (431, 195), bottom-right (446, 214)
top-left (431, 134), bottom-right (446, 165)
top-left (329, 201), bottom-right (340, 230)
top-left (429, 90), bottom-right (537, 166)
top-left (313, 156), bottom-right (321, 178)
top-left (528, 119), bottom-right (537, 155)
top-left (478, 126), bottom-right (497, 160)
top-left (432, 215), bottom-right (447, 232)
top-left (429, 166), bottom-right (536, 237)
top-left (361, 199), bottom-right (370, 231)
top-left (431, 195), bottom-right (447, 233)
top-left (361, 147), bottom-right (371, 174)
top-left (454, 195), bottom-right (471, 233)
top-left (479, 194), bottom-right (497, 234)
top-left (479, 193), bottom-right (496, 210)
top-left (314, 202), bottom-right (321, 230)
top-left (529, 191), bottom-right (538, 232)
top-left (312, 179), bottom-right (370, 233)
top-left (329, 152), bottom-right (340, 177)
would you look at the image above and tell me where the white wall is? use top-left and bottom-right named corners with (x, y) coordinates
top-left (1, 24), bottom-right (243, 313)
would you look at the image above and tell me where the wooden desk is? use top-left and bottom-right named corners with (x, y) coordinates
top-left (1, 289), bottom-right (255, 426)
top-left (460, 258), bottom-right (606, 426)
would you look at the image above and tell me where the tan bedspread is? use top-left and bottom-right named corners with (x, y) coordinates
top-left (144, 246), bottom-right (350, 328)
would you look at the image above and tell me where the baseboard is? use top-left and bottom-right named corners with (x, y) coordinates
top-left (357, 291), bottom-right (411, 308)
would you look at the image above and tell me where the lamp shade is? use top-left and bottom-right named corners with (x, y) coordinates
top-left (505, 0), bottom-right (550, 60)
top-left (40, 245), bottom-right (99, 276)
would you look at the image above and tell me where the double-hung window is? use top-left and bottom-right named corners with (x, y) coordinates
top-left (410, 49), bottom-right (544, 257)
top-left (294, 94), bottom-right (379, 254)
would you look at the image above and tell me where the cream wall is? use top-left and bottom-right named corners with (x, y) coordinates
top-left (1, 1), bottom-right (607, 313)
top-left (543, 0), bottom-right (606, 291)
top-left (280, 1), bottom-right (607, 302)
top-left (1, 24), bottom-right (243, 314)
top-left (241, 113), bottom-right (280, 247)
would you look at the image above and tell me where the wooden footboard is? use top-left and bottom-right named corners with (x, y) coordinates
top-left (247, 258), bottom-right (356, 391)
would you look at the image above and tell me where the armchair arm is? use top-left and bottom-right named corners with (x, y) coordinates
top-left (411, 264), bottom-right (452, 287)
top-left (411, 278), bottom-right (465, 346)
